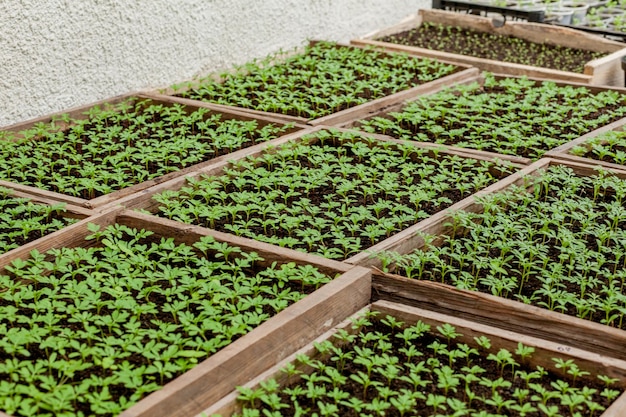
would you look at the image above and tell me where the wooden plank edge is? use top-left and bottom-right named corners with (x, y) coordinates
top-left (118, 266), bottom-right (371, 417)
top-left (2, 188), bottom-right (93, 219)
top-left (604, 391), bottom-right (626, 416)
top-left (0, 93), bottom-right (142, 132)
top-left (0, 180), bottom-right (89, 208)
top-left (96, 127), bottom-right (321, 213)
top-left (204, 299), bottom-right (626, 417)
top-left (419, 9), bottom-right (625, 51)
top-left (88, 125), bottom-right (313, 210)
top-left (373, 300), bottom-right (626, 382)
top-left (371, 272), bottom-right (626, 362)
top-left (547, 116), bottom-right (626, 154)
top-left (141, 93), bottom-right (310, 126)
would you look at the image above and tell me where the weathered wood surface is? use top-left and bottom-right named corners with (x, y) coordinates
top-left (118, 210), bottom-right (355, 275)
top-left (149, 40), bottom-right (477, 127)
top-left (0, 206), bottom-right (123, 270)
top-left (373, 271), bottom-right (626, 362)
top-left (100, 125), bottom-right (321, 213)
top-left (1, 186), bottom-right (93, 219)
top-left (0, 94), bottom-right (303, 209)
top-left (345, 158), bottom-right (548, 266)
top-left (205, 300), bottom-right (626, 417)
top-left (354, 9), bottom-right (626, 86)
top-left (0, 93), bottom-right (140, 133)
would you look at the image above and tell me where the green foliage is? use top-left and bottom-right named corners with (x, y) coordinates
top-left (0, 100), bottom-right (292, 198)
top-left (152, 129), bottom-right (514, 260)
top-left (358, 73), bottom-right (626, 160)
top-left (230, 313), bottom-right (616, 417)
top-left (379, 22), bottom-right (605, 73)
top-left (0, 224), bottom-right (333, 416)
top-left (176, 41), bottom-right (458, 119)
top-left (377, 165), bottom-right (626, 329)
top-left (0, 186), bottom-right (77, 253)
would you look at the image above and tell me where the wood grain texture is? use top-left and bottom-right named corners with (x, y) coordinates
top-left (0, 206), bottom-right (122, 270)
top-left (354, 9), bottom-right (626, 86)
top-left (0, 206), bottom-right (370, 417)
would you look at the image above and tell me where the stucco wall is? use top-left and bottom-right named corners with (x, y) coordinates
top-left (0, 0), bottom-right (428, 128)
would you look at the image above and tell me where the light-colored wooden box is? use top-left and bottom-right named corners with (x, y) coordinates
top-left (0, 93), bottom-right (304, 210)
top-left (0, 207), bottom-right (371, 417)
top-left (204, 300), bottom-right (626, 417)
top-left (350, 158), bottom-right (626, 362)
top-left (353, 8), bottom-right (626, 86)
top-left (155, 41), bottom-right (481, 128)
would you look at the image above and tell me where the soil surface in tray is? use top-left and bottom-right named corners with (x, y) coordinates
top-left (378, 22), bottom-right (605, 73)
top-left (234, 313), bottom-right (618, 417)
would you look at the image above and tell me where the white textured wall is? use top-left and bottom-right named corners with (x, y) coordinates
top-left (0, 0), bottom-right (427, 127)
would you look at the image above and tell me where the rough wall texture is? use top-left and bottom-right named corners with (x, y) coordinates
top-left (0, 0), bottom-right (427, 127)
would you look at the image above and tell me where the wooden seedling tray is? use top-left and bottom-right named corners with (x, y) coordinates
top-left (155, 41), bottom-right (481, 128)
top-left (0, 93), bottom-right (304, 210)
top-left (339, 71), bottom-right (626, 162)
top-left (352, 158), bottom-right (626, 362)
top-left (0, 207), bottom-right (371, 417)
top-left (546, 117), bottom-right (626, 171)
top-left (106, 125), bottom-right (527, 263)
top-left (204, 300), bottom-right (626, 417)
top-left (353, 9), bottom-right (626, 86)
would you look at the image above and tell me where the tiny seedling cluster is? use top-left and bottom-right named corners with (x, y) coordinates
top-left (174, 41), bottom-right (459, 119)
top-left (0, 224), bottom-right (334, 417)
top-left (0, 187), bottom-right (77, 254)
top-left (377, 22), bottom-right (605, 73)
top-left (377, 165), bottom-right (626, 329)
top-left (0, 99), bottom-right (292, 199)
top-left (221, 310), bottom-right (617, 417)
top-left (357, 73), bottom-right (626, 160)
top-left (151, 129), bottom-right (514, 260)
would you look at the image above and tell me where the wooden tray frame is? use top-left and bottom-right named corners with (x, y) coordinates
top-left (350, 158), bottom-right (626, 362)
top-left (352, 9), bottom-right (626, 86)
top-left (204, 300), bottom-right (626, 417)
top-left (151, 40), bottom-right (482, 127)
top-left (0, 93), bottom-right (305, 210)
top-left (0, 207), bottom-right (371, 417)
top-left (103, 126), bottom-right (528, 260)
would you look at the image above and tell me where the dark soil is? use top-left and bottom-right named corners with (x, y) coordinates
top-left (379, 22), bottom-right (606, 73)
